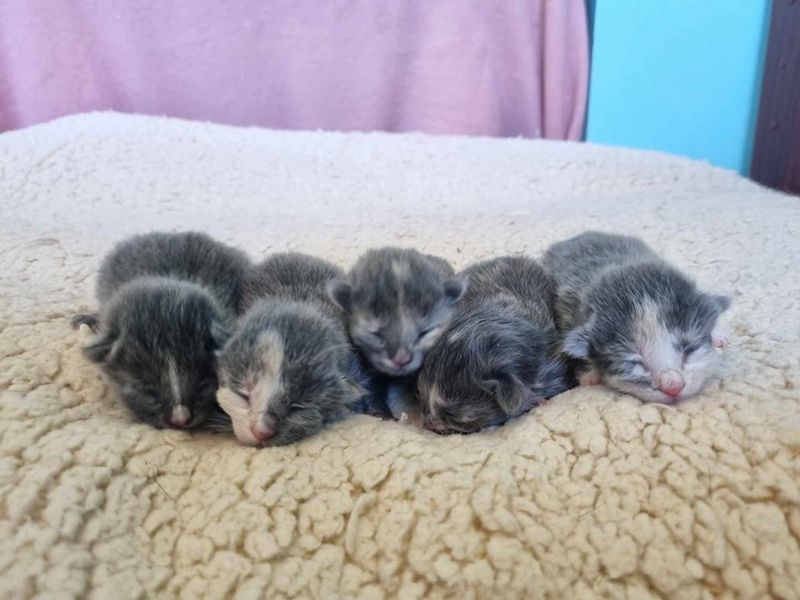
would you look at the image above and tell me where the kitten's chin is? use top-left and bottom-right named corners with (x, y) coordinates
top-left (228, 420), bottom-right (261, 446)
top-left (681, 349), bottom-right (720, 399)
top-left (216, 388), bottom-right (260, 446)
top-left (604, 377), bottom-right (677, 404)
top-left (607, 367), bottom-right (717, 405)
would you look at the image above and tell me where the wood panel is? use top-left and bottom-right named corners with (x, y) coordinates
top-left (750, 0), bottom-right (800, 194)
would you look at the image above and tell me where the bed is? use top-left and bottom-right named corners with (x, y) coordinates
top-left (1, 113), bottom-right (799, 599)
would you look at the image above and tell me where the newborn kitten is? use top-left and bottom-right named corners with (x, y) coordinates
top-left (238, 251), bottom-right (345, 318)
top-left (542, 231), bottom-right (730, 403)
top-left (327, 247), bottom-right (466, 376)
top-left (73, 232), bottom-right (248, 429)
top-left (216, 254), bottom-right (370, 446)
top-left (217, 303), bottom-right (365, 446)
top-left (82, 277), bottom-right (230, 429)
top-left (96, 230), bottom-right (249, 312)
top-left (417, 256), bottom-right (571, 434)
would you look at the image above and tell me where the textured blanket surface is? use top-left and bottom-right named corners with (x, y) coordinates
top-left (1, 113), bottom-right (799, 600)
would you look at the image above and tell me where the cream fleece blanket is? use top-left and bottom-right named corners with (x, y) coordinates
top-left (1, 113), bottom-right (799, 600)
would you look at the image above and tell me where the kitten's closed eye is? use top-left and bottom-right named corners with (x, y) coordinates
top-left (682, 340), bottom-right (704, 355)
top-left (129, 384), bottom-right (160, 402)
top-left (124, 387), bottom-right (162, 418)
top-left (140, 396), bottom-right (162, 411)
top-left (417, 327), bottom-right (436, 341)
top-left (235, 390), bottom-right (250, 402)
top-left (361, 330), bottom-right (386, 347)
top-left (622, 358), bottom-right (649, 378)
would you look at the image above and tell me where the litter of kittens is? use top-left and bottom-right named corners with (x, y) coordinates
top-left (3, 113), bottom-right (798, 599)
top-left (73, 230), bottom-right (729, 443)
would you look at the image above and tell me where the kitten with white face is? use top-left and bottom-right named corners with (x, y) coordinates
top-left (216, 299), bottom-right (363, 446)
top-left (542, 231), bottom-right (731, 404)
top-left (216, 253), bottom-right (371, 446)
top-left (417, 256), bottom-right (571, 434)
top-left (73, 232), bottom-right (248, 429)
top-left (327, 248), bottom-right (466, 376)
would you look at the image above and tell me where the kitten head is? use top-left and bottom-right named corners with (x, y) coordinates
top-left (417, 298), bottom-right (569, 434)
top-left (216, 300), bottom-right (363, 446)
top-left (84, 278), bottom-right (230, 429)
top-left (564, 263), bottom-right (730, 403)
top-left (327, 248), bottom-right (466, 376)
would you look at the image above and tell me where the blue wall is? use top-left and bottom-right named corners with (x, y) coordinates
top-left (586, 1), bottom-right (770, 173)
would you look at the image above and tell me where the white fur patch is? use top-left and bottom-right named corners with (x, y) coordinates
top-left (167, 358), bottom-right (182, 408)
top-left (391, 258), bottom-right (411, 285)
top-left (249, 331), bottom-right (285, 425)
top-left (391, 258), bottom-right (411, 310)
top-left (426, 385), bottom-right (446, 417)
top-left (217, 388), bottom-right (259, 445)
top-left (447, 329), bottom-right (464, 344)
top-left (634, 300), bottom-right (681, 374)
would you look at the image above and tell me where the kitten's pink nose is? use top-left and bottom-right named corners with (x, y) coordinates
top-left (169, 406), bottom-right (191, 428)
top-left (250, 424), bottom-right (274, 443)
top-left (426, 417), bottom-right (446, 433)
top-left (392, 350), bottom-right (412, 367)
top-left (658, 371), bottom-right (685, 398)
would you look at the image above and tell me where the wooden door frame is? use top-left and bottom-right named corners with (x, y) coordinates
top-left (750, 0), bottom-right (800, 194)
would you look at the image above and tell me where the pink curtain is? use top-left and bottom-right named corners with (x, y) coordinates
top-left (0, 0), bottom-right (589, 138)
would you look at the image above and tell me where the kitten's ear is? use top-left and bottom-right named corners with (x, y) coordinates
top-left (562, 327), bottom-right (590, 359)
top-left (482, 373), bottom-right (537, 416)
top-left (709, 294), bottom-right (731, 313)
top-left (209, 320), bottom-right (231, 351)
top-left (83, 332), bottom-right (122, 364)
top-left (534, 357), bottom-right (570, 398)
top-left (442, 276), bottom-right (468, 304)
top-left (327, 280), bottom-right (353, 314)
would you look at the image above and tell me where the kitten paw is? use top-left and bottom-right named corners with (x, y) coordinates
top-left (712, 332), bottom-right (729, 348)
top-left (579, 370), bottom-right (602, 386)
top-left (77, 323), bottom-right (96, 347)
top-left (71, 313), bottom-right (99, 332)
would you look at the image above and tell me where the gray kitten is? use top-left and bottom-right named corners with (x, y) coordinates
top-left (216, 253), bottom-right (369, 446)
top-left (327, 247), bottom-right (466, 376)
top-left (238, 251), bottom-right (345, 319)
top-left (81, 277), bottom-right (230, 429)
top-left (73, 232), bottom-right (248, 428)
top-left (417, 256), bottom-right (571, 434)
top-left (542, 231), bottom-right (730, 403)
top-left (95, 231), bottom-right (249, 312)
